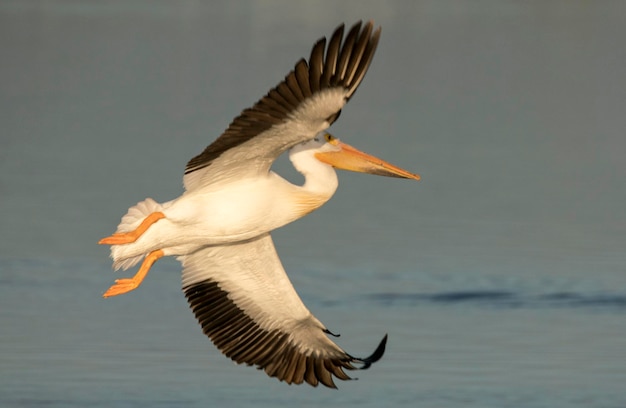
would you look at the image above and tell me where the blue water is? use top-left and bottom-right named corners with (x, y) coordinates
top-left (1, 1), bottom-right (625, 407)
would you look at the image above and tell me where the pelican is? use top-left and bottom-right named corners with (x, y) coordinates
top-left (99, 21), bottom-right (420, 388)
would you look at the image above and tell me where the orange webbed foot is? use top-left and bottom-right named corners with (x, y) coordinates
top-left (103, 278), bottom-right (141, 298)
top-left (98, 212), bottom-right (166, 245)
top-left (102, 249), bottom-right (164, 298)
top-left (98, 233), bottom-right (137, 246)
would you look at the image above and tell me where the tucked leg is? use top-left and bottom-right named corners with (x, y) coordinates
top-left (103, 249), bottom-right (164, 298)
top-left (98, 212), bottom-right (165, 245)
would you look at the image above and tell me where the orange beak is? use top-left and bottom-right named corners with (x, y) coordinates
top-left (315, 140), bottom-right (420, 180)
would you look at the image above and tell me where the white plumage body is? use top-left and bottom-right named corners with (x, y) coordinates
top-left (111, 143), bottom-right (340, 270)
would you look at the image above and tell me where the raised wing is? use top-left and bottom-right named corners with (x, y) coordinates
top-left (183, 20), bottom-right (381, 190)
top-left (179, 233), bottom-right (386, 388)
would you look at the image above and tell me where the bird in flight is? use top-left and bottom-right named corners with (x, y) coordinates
top-left (99, 20), bottom-right (420, 388)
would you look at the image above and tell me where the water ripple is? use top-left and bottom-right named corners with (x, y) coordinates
top-left (364, 291), bottom-right (626, 311)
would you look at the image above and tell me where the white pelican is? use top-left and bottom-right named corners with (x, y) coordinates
top-left (99, 20), bottom-right (420, 388)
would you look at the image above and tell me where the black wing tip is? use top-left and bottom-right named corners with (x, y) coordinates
top-left (348, 19), bottom-right (380, 39)
top-left (323, 328), bottom-right (341, 337)
top-left (350, 333), bottom-right (388, 370)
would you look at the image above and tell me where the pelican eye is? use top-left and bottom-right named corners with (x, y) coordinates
top-left (324, 134), bottom-right (339, 145)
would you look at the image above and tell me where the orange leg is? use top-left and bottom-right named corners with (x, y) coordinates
top-left (98, 212), bottom-right (165, 245)
top-left (103, 249), bottom-right (164, 298)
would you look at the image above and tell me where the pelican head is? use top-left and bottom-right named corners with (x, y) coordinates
top-left (290, 132), bottom-right (421, 181)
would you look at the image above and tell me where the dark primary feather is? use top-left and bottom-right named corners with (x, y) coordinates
top-left (183, 280), bottom-right (387, 388)
top-left (184, 20), bottom-right (382, 176)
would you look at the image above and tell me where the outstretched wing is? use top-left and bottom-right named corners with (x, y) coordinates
top-left (183, 21), bottom-right (381, 190)
top-left (179, 233), bottom-right (386, 388)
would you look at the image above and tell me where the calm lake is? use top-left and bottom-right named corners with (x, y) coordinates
top-left (1, 1), bottom-right (625, 407)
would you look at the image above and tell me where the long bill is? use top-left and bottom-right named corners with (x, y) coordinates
top-left (315, 140), bottom-right (420, 180)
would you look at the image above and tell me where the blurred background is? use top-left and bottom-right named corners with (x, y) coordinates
top-left (1, 1), bottom-right (625, 407)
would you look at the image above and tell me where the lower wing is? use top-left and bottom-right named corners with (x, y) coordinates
top-left (179, 233), bottom-right (386, 388)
